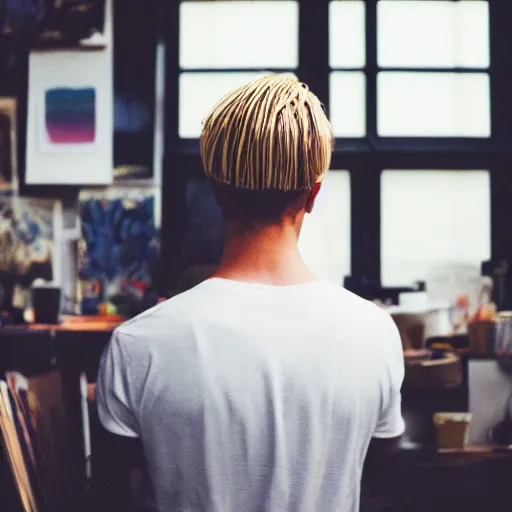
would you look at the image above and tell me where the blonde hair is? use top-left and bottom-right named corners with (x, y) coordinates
top-left (200, 74), bottom-right (333, 191)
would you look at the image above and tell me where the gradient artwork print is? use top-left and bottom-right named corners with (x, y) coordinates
top-left (45, 88), bottom-right (96, 145)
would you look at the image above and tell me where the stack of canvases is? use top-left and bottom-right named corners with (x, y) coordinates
top-left (0, 98), bottom-right (59, 317)
top-left (0, 373), bottom-right (41, 512)
top-left (0, 370), bottom-right (75, 511)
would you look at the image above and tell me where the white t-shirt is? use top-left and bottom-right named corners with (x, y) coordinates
top-left (97, 279), bottom-right (404, 512)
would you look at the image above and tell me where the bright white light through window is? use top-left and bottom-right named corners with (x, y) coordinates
top-left (381, 170), bottom-right (491, 287)
top-left (330, 72), bottom-right (366, 137)
top-left (330, 1), bottom-right (366, 68)
top-left (378, 1), bottom-right (489, 68)
top-left (179, 72), bottom-right (268, 138)
top-left (180, 1), bottom-right (299, 69)
top-left (378, 72), bottom-right (490, 137)
top-left (299, 171), bottom-right (351, 285)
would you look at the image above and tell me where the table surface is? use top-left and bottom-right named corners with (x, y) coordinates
top-left (17, 315), bottom-right (125, 332)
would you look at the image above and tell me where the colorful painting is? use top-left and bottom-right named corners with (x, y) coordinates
top-left (78, 190), bottom-right (159, 315)
top-left (45, 88), bottom-right (96, 145)
top-left (0, 197), bottom-right (55, 311)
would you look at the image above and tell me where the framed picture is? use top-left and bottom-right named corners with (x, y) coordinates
top-left (0, 196), bottom-right (61, 311)
top-left (78, 187), bottom-right (159, 314)
top-left (0, 98), bottom-right (17, 193)
top-left (25, 1), bottom-right (113, 185)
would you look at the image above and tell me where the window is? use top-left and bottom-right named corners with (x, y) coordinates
top-left (330, 72), bottom-right (366, 138)
top-left (164, 0), bottom-right (511, 295)
top-left (329, 1), bottom-right (366, 137)
top-left (381, 170), bottom-right (491, 287)
top-left (328, 0), bottom-right (491, 139)
top-left (183, 178), bottom-right (224, 266)
top-left (378, 72), bottom-right (490, 137)
top-left (178, 1), bottom-right (299, 138)
top-left (180, 1), bottom-right (298, 69)
top-left (377, 0), bottom-right (490, 138)
top-left (378, 1), bottom-right (489, 68)
top-left (299, 171), bottom-right (351, 285)
top-left (329, 1), bottom-right (365, 68)
top-left (179, 72), bottom-right (268, 138)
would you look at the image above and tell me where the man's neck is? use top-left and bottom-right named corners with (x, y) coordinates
top-left (211, 221), bottom-right (316, 286)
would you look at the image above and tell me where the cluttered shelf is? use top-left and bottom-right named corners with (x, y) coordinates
top-left (7, 314), bottom-right (125, 332)
top-left (2, 319), bottom-right (512, 511)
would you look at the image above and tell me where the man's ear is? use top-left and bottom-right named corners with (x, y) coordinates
top-left (305, 182), bottom-right (322, 214)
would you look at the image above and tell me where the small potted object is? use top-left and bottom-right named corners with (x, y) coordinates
top-left (468, 276), bottom-right (498, 356)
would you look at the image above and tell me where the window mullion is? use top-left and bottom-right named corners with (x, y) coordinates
top-left (365, 0), bottom-right (378, 140)
top-left (298, 0), bottom-right (329, 114)
top-left (351, 163), bottom-right (381, 284)
top-left (164, 0), bottom-right (179, 149)
top-left (489, 1), bottom-right (512, 142)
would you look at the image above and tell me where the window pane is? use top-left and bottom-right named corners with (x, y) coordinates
top-left (180, 1), bottom-right (298, 69)
top-left (381, 170), bottom-right (491, 287)
top-left (183, 178), bottom-right (224, 266)
top-left (179, 72), bottom-right (267, 138)
top-left (299, 171), bottom-right (351, 285)
top-left (378, 1), bottom-right (489, 68)
top-left (330, 72), bottom-right (366, 137)
top-left (378, 72), bottom-right (490, 137)
top-left (329, 1), bottom-right (366, 68)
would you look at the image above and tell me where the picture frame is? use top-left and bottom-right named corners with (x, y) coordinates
top-left (0, 98), bottom-right (18, 193)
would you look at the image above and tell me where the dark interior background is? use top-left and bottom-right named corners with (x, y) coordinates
top-left (2, 0), bottom-right (512, 301)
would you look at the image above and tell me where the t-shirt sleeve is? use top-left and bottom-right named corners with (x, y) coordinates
top-left (372, 314), bottom-right (405, 439)
top-left (96, 329), bottom-right (139, 438)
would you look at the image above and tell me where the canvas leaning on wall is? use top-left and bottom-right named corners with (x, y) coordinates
top-left (77, 188), bottom-right (159, 317)
top-left (0, 196), bottom-right (60, 312)
top-left (26, 48), bottom-right (113, 186)
top-left (0, 98), bottom-right (18, 193)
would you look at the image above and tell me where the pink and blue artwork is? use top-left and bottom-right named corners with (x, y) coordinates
top-left (44, 88), bottom-right (96, 144)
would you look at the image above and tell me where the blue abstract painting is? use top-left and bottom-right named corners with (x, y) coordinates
top-left (79, 192), bottom-right (159, 314)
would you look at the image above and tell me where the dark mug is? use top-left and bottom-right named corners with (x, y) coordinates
top-left (31, 286), bottom-right (61, 325)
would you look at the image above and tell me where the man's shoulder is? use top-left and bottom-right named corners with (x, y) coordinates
top-left (113, 281), bottom-right (396, 344)
top-left (115, 284), bottom-right (208, 340)
top-left (332, 286), bottom-right (392, 321)
top-left (326, 286), bottom-right (400, 344)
